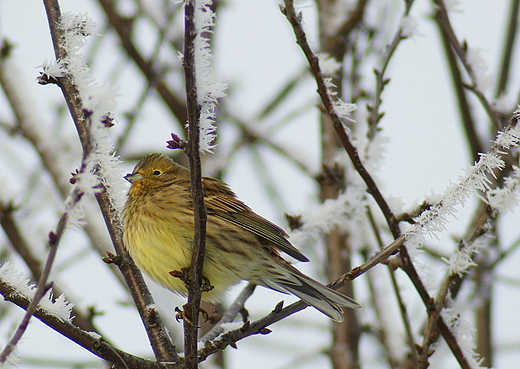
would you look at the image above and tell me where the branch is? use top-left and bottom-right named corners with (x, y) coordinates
top-left (366, 208), bottom-right (416, 367)
top-left (201, 283), bottom-right (256, 342)
top-left (96, 0), bottom-right (188, 126)
top-left (495, 0), bottom-right (520, 97)
top-left (432, 0), bottom-right (500, 130)
top-left (435, 18), bottom-right (483, 160)
top-left (0, 117), bottom-right (93, 363)
top-left (41, 0), bottom-right (178, 362)
top-left (181, 1), bottom-right (207, 367)
top-left (0, 279), bottom-right (176, 369)
top-left (368, 0), bottom-right (416, 137)
top-left (0, 202), bottom-right (98, 333)
top-left (281, 0), bottom-right (400, 237)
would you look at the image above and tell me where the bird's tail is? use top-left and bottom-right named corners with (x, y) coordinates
top-left (260, 263), bottom-right (360, 322)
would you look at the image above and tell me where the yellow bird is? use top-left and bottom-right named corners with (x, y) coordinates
top-left (122, 153), bottom-right (360, 321)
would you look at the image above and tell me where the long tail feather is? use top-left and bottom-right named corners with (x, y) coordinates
top-left (262, 266), bottom-right (360, 322)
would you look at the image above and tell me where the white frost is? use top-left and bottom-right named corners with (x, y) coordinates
top-left (193, 0), bottom-right (227, 153)
top-left (404, 108), bottom-right (520, 249)
top-left (322, 77), bottom-right (357, 120)
top-left (466, 47), bottom-right (492, 92)
top-left (290, 181), bottom-right (368, 250)
top-left (442, 307), bottom-right (485, 368)
top-left (318, 53), bottom-right (342, 76)
top-left (0, 263), bottom-right (74, 322)
top-left (52, 13), bottom-right (126, 214)
top-left (486, 166), bottom-right (520, 210)
top-left (400, 16), bottom-right (418, 38)
top-left (444, 235), bottom-right (489, 277)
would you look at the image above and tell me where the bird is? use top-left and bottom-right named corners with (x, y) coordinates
top-left (122, 153), bottom-right (360, 321)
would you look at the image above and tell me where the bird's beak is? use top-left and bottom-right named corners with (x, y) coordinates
top-left (124, 172), bottom-right (143, 183)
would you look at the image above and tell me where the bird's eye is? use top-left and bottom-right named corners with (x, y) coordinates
top-left (153, 170), bottom-right (161, 176)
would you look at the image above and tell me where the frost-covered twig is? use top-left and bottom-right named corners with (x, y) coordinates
top-left (281, 0), bottom-right (399, 237)
top-left (0, 275), bottom-right (173, 369)
top-left (368, 0), bottom-right (416, 137)
top-left (405, 110), bottom-right (520, 246)
top-left (0, 38), bottom-right (121, 289)
top-left (41, 0), bottom-right (177, 362)
top-left (405, 110), bottom-right (519, 367)
top-left (0, 140), bottom-right (90, 363)
top-left (172, 0), bottom-right (225, 365)
top-left (418, 235), bottom-right (489, 368)
top-left (0, 203), bottom-right (97, 332)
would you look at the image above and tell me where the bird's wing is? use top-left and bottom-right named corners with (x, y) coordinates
top-left (203, 177), bottom-right (309, 262)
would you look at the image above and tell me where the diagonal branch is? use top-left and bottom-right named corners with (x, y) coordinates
top-left (495, 0), bottom-right (520, 98)
top-left (96, 0), bottom-right (188, 126)
top-left (0, 110), bottom-right (95, 363)
top-left (0, 279), bottom-right (177, 369)
top-left (0, 203), bottom-right (98, 333)
top-left (432, 0), bottom-right (500, 130)
top-left (281, 0), bottom-right (399, 237)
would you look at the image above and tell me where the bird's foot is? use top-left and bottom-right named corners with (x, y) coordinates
top-left (169, 269), bottom-right (214, 293)
top-left (175, 305), bottom-right (210, 324)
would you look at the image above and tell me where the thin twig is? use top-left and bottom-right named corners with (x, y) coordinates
top-left (201, 283), bottom-right (256, 342)
top-left (432, 0), bottom-right (500, 130)
top-left (0, 205), bottom-right (70, 363)
top-left (281, 0), bottom-right (399, 236)
top-left (0, 115), bottom-right (93, 363)
top-left (495, 0), bottom-right (520, 98)
top-left (0, 203), bottom-right (98, 332)
top-left (368, 0), bottom-right (415, 137)
top-left (435, 18), bottom-right (482, 160)
top-left (96, 0), bottom-right (188, 126)
top-left (182, 1), bottom-right (208, 367)
top-left (366, 207), bottom-right (416, 367)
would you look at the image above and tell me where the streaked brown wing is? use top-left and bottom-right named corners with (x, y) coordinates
top-left (203, 177), bottom-right (309, 262)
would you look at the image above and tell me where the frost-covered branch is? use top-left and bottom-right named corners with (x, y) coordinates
top-left (281, 0), bottom-right (399, 237)
top-left (41, 0), bottom-right (178, 362)
top-left (0, 141), bottom-right (89, 363)
top-left (0, 202), bottom-right (98, 332)
top-left (405, 110), bottom-right (520, 247)
top-left (0, 38), bottom-right (121, 289)
top-left (171, 0), bottom-right (225, 365)
top-left (0, 272), bottom-right (173, 369)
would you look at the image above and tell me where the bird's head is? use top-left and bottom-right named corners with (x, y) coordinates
top-left (125, 153), bottom-right (188, 188)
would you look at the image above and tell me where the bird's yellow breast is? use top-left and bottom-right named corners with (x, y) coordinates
top-left (122, 187), bottom-right (249, 301)
top-left (123, 196), bottom-right (193, 294)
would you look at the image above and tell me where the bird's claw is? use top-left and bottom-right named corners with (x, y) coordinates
top-left (174, 305), bottom-right (210, 324)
